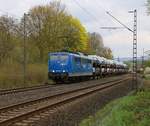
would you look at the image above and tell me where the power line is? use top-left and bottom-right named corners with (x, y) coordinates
top-left (92, 0), bottom-right (113, 26)
top-left (102, 9), bottom-right (138, 91)
top-left (100, 26), bottom-right (125, 30)
top-left (94, 0), bottom-right (134, 32)
top-left (73, 0), bottom-right (97, 20)
top-left (73, 0), bottom-right (101, 26)
top-left (95, 0), bottom-right (108, 13)
top-left (73, 0), bottom-right (123, 30)
top-left (106, 11), bottom-right (133, 32)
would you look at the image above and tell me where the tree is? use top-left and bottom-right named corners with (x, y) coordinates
top-left (88, 32), bottom-right (113, 59)
top-left (102, 47), bottom-right (113, 59)
top-left (147, 0), bottom-right (150, 14)
top-left (20, 2), bottom-right (65, 62)
top-left (21, 1), bottom-right (88, 62)
top-left (88, 32), bottom-right (113, 58)
top-left (89, 32), bottom-right (104, 49)
top-left (62, 16), bottom-right (88, 52)
top-left (0, 15), bottom-right (16, 63)
top-left (88, 32), bottom-right (104, 55)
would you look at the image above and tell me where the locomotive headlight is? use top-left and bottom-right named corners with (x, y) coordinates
top-left (63, 70), bottom-right (65, 72)
top-left (52, 70), bottom-right (55, 72)
top-left (61, 63), bottom-right (65, 66)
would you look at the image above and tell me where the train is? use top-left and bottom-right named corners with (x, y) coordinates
top-left (48, 51), bottom-right (128, 83)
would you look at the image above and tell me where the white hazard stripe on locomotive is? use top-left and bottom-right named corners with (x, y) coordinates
top-left (69, 72), bottom-right (93, 77)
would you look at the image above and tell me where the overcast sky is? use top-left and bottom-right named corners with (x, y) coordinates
top-left (0, 0), bottom-right (150, 58)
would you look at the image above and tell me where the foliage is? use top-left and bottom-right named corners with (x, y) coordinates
top-left (0, 1), bottom-right (113, 88)
top-left (88, 32), bottom-right (113, 59)
top-left (102, 47), bottom-right (113, 59)
top-left (0, 63), bottom-right (49, 89)
top-left (0, 16), bottom-right (16, 63)
top-left (0, 1), bottom-right (113, 64)
top-left (80, 90), bottom-right (150, 126)
top-left (124, 61), bottom-right (132, 69)
top-left (81, 77), bottom-right (150, 126)
top-left (19, 1), bottom-right (89, 62)
top-left (144, 74), bottom-right (150, 80)
top-left (144, 60), bottom-right (150, 68)
top-left (89, 32), bottom-right (104, 54)
top-left (63, 16), bottom-right (88, 52)
top-left (147, 0), bottom-right (150, 14)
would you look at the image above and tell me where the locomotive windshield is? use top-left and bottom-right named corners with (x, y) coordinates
top-left (50, 54), bottom-right (68, 63)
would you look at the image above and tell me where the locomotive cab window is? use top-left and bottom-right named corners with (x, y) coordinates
top-left (49, 55), bottom-right (58, 61)
top-left (81, 58), bottom-right (88, 68)
top-left (74, 57), bottom-right (81, 65)
top-left (60, 55), bottom-right (68, 63)
top-left (74, 57), bottom-right (81, 62)
top-left (50, 54), bottom-right (68, 63)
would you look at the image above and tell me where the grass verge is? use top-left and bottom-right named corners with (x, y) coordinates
top-left (144, 74), bottom-right (150, 80)
top-left (79, 79), bottom-right (150, 126)
top-left (0, 63), bottom-right (51, 89)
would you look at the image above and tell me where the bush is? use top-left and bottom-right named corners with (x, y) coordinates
top-left (144, 60), bottom-right (150, 68)
top-left (80, 90), bottom-right (150, 126)
top-left (0, 63), bottom-right (49, 89)
top-left (144, 67), bottom-right (150, 74)
top-left (26, 64), bottom-right (48, 85)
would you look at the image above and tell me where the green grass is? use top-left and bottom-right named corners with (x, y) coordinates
top-left (144, 74), bottom-right (150, 80)
top-left (0, 63), bottom-right (50, 89)
top-left (80, 89), bottom-right (150, 126)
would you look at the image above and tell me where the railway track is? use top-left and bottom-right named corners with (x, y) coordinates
top-left (0, 84), bottom-right (57, 96)
top-left (0, 77), bottom-right (131, 126)
top-left (0, 75), bottom-right (129, 96)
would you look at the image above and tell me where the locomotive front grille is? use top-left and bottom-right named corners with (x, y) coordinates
top-left (48, 72), bottom-right (68, 79)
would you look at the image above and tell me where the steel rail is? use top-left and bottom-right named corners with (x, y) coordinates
top-left (0, 75), bottom-right (129, 96)
top-left (0, 77), bottom-right (131, 126)
top-left (0, 84), bottom-right (56, 96)
top-left (0, 75), bottom-right (129, 112)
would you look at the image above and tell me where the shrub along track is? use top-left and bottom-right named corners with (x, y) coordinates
top-left (0, 76), bottom-right (131, 126)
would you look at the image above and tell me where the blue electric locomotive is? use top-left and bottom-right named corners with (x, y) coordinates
top-left (48, 52), bottom-right (93, 82)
